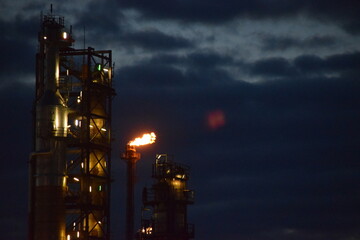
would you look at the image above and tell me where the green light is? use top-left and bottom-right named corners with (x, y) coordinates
top-left (99, 185), bottom-right (102, 191)
top-left (97, 64), bottom-right (101, 71)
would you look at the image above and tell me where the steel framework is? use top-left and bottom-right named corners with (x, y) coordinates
top-left (137, 154), bottom-right (195, 240)
top-left (29, 11), bottom-right (115, 240)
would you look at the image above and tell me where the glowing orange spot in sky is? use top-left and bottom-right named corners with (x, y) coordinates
top-left (206, 110), bottom-right (226, 130)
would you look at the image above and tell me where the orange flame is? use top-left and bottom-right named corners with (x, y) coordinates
top-left (128, 132), bottom-right (156, 146)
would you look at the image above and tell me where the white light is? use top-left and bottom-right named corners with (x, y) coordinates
top-left (89, 125), bottom-right (94, 128)
top-left (81, 162), bottom-right (84, 168)
top-left (146, 227), bottom-right (153, 234)
top-left (43, 36), bottom-right (47, 40)
top-left (89, 186), bottom-right (92, 192)
top-left (77, 231), bottom-right (80, 238)
top-left (73, 177), bottom-right (79, 182)
top-left (63, 32), bottom-right (68, 39)
top-left (75, 119), bottom-right (79, 126)
top-left (98, 221), bottom-right (102, 224)
top-left (67, 235), bottom-right (71, 240)
top-left (103, 68), bottom-right (109, 72)
top-left (101, 128), bottom-right (107, 132)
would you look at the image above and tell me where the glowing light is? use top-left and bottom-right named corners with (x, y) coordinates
top-left (101, 128), bottom-right (107, 132)
top-left (103, 68), bottom-right (109, 72)
top-left (81, 162), bottom-right (84, 168)
top-left (63, 32), bottom-right (68, 39)
top-left (129, 132), bottom-right (156, 146)
top-left (172, 180), bottom-right (181, 188)
top-left (89, 186), bottom-right (92, 192)
top-left (146, 227), bottom-right (153, 234)
top-left (73, 177), bottom-right (79, 182)
top-left (206, 109), bottom-right (226, 130)
top-left (43, 36), bottom-right (47, 40)
top-left (77, 231), bottom-right (80, 238)
top-left (75, 119), bottom-right (79, 126)
top-left (67, 235), bottom-right (71, 240)
top-left (176, 174), bottom-right (185, 179)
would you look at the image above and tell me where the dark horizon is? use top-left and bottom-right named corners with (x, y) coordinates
top-left (1, 1), bottom-right (360, 239)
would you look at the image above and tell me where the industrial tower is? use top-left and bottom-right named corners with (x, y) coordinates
top-left (29, 10), bottom-right (115, 240)
top-left (137, 154), bottom-right (195, 240)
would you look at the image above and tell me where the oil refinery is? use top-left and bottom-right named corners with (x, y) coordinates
top-left (137, 154), bottom-right (195, 240)
top-left (29, 9), bottom-right (115, 240)
top-left (28, 8), bottom-right (194, 240)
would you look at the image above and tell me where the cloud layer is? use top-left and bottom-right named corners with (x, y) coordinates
top-left (1, 1), bottom-right (360, 240)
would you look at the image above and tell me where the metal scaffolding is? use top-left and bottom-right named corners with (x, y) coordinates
top-left (137, 154), bottom-right (195, 240)
top-left (29, 11), bottom-right (115, 240)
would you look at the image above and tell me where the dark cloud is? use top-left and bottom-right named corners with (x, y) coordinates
top-left (74, 1), bottom-right (194, 50)
top-left (293, 55), bottom-right (326, 74)
top-left (261, 35), bottom-right (337, 51)
top-left (119, 50), bottom-right (360, 83)
top-left (118, 0), bottom-right (360, 33)
top-left (250, 57), bottom-right (298, 77)
top-left (118, 64), bottom-right (185, 87)
top-left (241, 51), bottom-right (360, 79)
top-left (187, 51), bottom-right (234, 68)
top-left (73, 0), bottom-right (123, 46)
top-left (118, 0), bottom-right (301, 23)
top-left (118, 50), bottom-right (236, 87)
top-left (121, 29), bottom-right (194, 50)
top-left (294, 52), bottom-right (360, 77)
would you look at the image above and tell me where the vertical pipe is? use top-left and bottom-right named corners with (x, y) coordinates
top-left (122, 145), bottom-right (140, 240)
top-left (126, 159), bottom-right (135, 240)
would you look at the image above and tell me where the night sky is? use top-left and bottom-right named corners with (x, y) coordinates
top-left (1, 1), bottom-right (360, 239)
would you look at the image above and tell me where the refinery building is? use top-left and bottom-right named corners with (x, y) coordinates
top-left (28, 8), bottom-right (194, 240)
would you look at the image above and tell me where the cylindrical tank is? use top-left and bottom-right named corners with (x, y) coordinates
top-left (32, 15), bottom-right (69, 240)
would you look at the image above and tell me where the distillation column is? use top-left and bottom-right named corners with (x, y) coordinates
top-left (29, 14), bottom-right (71, 240)
top-left (29, 10), bottom-right (115, 240)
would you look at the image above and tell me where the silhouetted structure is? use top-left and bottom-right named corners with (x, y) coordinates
top-left (137, 154), bottom-right (194, 240)
top-left (121, 144), bottom-right (141, 240)
top-left (29, 8), bottom-right (115, 240)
